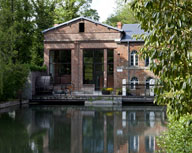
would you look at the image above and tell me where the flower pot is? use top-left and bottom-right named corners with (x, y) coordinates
top-left (102, 90), bottom-right (110, 95)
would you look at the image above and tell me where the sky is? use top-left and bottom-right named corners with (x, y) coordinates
top-left (91, 0), bottom-right (116, 22)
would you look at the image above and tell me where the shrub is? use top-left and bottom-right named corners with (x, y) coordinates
top-left (29, 64), bottom-right (47, 72)
top-left (102, 88), bottom-right (113, 95)
top-left (0, 63), bottom-right (29, 101)
top-left (116, 88), bottom-right (122, 95)
top-left (157, 114), bottom-right (192, 153)
top-left (106, 88), bottom-right (113, 92)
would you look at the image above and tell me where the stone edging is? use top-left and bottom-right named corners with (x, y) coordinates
top-left (0, 100), bottom-right (29, 109)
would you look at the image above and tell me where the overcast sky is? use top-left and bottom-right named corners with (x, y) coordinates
top-left (91, 0), bottom-right (116, 22)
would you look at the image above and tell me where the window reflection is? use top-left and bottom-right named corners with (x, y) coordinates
top-left (122, 111), bottom-right (126, 128)
top-left (83, 116), bottom-right (104, 153)
top-left (128, 112), bottom-right (137, 126)
top-left (146, 112), bottom-right (155, 127)
top-left (129, 136), bottom-right (139, 152)
top-left (145, 136), bottom-right (155, 153)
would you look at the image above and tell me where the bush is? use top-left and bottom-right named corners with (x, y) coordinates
top-left (29, 64), bottom-right (47, 72)
top-left (0, 63), bottom-right (29, 101)
top-left (106, 88), bottom-right (113, 92)
top-left (157, 114), bottom-right (192, 153)
top-left (116, 88), bottom-right (122, 95)
top-left (102, 88), bottom-right (113, 95)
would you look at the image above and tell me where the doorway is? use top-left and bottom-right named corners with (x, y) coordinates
top-left (83, 49), bottom-right (104, 90)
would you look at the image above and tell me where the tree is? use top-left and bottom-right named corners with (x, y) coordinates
top-left (131, 0), bottom-right (192, 119)
top-left (0, 0), bottom-right (34, 64)
top-left (0, 0), bottom-right (33, 100)
top-left (31, 0), bottom-right (56, 66)
top-left (105, 0), bottom-right (138, 26)
top-left (14, 0), bottom-right (34, 63)
top-left (54, 0), bottom-right (99, 24)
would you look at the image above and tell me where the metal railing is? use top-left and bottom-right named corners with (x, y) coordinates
top-left (124, 84), bottom-right (155, 97)
top-left (34, 77), bottom-right (155, 100)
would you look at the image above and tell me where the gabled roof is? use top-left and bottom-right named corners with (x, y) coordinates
top-left (42, 16), bottom-right (123, 33)
top-left (121, 24), bottom-right (147, 42)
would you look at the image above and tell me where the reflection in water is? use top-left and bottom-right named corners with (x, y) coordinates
top-left (0, 106), bottom-right (167, 153)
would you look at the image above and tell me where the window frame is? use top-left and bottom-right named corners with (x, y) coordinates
top-left (79, 22), bottom-right (85, 32)
top-left (130, 77), bottom-right (139, 90)
top-left (130, 50), bottom-right (138, 66)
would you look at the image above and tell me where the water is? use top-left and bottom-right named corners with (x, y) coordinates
top-left (0, 105), bottom-right (167, 153)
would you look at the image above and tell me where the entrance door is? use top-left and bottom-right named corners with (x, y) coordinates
top-left (83, 49), bottom-right (104, 90)
top-left (94, 72), bottom-right (103, 91)
top-left (94, 51), bottom-right (104, 90)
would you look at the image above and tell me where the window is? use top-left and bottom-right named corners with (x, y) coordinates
top-left (79, 23), bottom-right (85, 32)
top-left (146, 77), bottom-right (155, 89)
top-left (50, 50), bottom-right (71, 76)
top-left (131, 50), bottom-right (138, 66)
top-left (107, 50), bottom-right (114, 87)
top-left (146, 77), bottom-right (151, 89)
top-left (83, 50), bottom-right (104, 85)
top-left (145, 56), bottom-right (150, 67)
top-left (129, 136), bottom-right (139, 152)
top-left (83, 51), bottom-right (93, 84)
top-left (131, 77), bottom-right (138, 89)
top-left (145, 136), bottom-right (155, 153)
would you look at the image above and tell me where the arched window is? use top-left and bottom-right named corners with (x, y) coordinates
top-left (131, 50), bottom-right (138, 66)
top-left (146, 77), bottom-right (154, 89)
top-left (131, 77), bottom-right (138, 89)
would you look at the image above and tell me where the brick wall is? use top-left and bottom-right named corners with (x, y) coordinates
top-left (43, 19), bottom-right (156, 92)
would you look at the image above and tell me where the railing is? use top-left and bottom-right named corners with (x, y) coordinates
top-left (34, 77), bottom-right (155, 100)
top-left (124, 84), bottom-right (155, 97)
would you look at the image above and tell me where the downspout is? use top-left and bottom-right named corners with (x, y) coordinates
top-left (77, 42), bottom-right (80, 91)
top-left (128, 41), bottom-right (130, 84)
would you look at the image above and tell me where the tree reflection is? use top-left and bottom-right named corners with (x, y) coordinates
top-left (0, 114), bottom-right (33, 153)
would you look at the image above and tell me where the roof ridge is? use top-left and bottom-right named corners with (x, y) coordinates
top-left (42, 16), bottom-right (123, 33)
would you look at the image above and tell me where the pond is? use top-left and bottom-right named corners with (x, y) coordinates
top-left (0, 105), bottom-right (167, 153)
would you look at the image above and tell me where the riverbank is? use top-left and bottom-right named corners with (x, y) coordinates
top-left (0, 100), bottom-right (29, 109)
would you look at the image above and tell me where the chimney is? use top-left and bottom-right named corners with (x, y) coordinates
top-left (117, 22), bottom-right (122, 29)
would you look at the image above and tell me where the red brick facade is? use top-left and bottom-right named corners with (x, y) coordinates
top-left (43, 18), bottom-right (155, 92)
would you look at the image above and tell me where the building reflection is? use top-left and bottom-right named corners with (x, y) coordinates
top-left (19, 106), bottom-right (167, 153)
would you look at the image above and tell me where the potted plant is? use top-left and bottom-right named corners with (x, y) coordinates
top-left (102, 88), bottom-right (113, 95)
top-left (116, 88), bottom-right (122, 95)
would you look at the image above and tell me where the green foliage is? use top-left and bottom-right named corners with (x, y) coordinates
top-left (158, 114), bottom-right (192, 153)
top-left (29, 64), bottom-right (47, 72)
top-left (0, 63), bottom-right (29, 101)
top-left (31, 0), bottom-right (56, 66)
top-left (105, 0), bottom-right (138, 26)
top-left (0, 0), bottom-right (34, 64)
top-left (116, 88), bottom-right (122, 95)
top-left (80, 8), bottom-right (99, 21)
top-left (0, 114), bottom-right (33, 153)
top-left (131, 0), bottom-right (192, 119)
top-left (54, 0), bottom-right (99, 23)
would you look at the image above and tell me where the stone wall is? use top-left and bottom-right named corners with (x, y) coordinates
top-left (22, 71), bottom-right (47, 99)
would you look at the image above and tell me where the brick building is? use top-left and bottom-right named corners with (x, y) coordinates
top-left (43, 17), bottom-right (155, 95)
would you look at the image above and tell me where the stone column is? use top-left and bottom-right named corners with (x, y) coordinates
top-left (78, 48), bottom-right (83, 90)
top-left (71, 48), bottom-right (77, 90)
top-left (72, 42), bottom-right (82, 91)
top-left (104, 49), bottom-right (108, 88)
